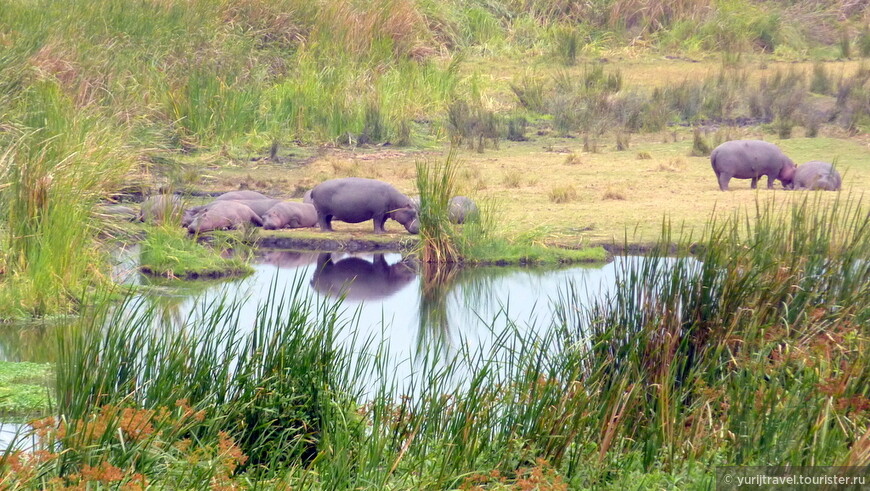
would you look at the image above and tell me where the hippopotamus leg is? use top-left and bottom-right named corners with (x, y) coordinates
top-left (373, 214), bottom-right (388, 234)
top-left (717, 172), bottom-right (732, 191)
top-left (317, 212), bottom-right (334, 232)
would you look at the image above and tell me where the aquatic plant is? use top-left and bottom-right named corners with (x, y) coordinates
top-left (139, 224), bottom-right (253, 280)
top-left (415, 150), bottom-right (463, 264)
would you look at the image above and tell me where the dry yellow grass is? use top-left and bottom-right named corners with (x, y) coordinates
top-left (200, 126), bottom-right (869, 246)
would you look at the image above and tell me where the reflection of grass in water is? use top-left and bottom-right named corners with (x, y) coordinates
top-left (417, 262), bottom-right (461, 353)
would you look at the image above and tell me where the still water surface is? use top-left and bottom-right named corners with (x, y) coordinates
top-left (0, 249), bottom-right (662, 450)
top-left (0, 249), bottom-right (637, 366)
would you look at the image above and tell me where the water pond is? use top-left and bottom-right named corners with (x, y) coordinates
top-left (0, 248), bottom-right (697, 450)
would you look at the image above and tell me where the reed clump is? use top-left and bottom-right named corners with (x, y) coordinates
top-left (0, 82), bottom-right (136, 318)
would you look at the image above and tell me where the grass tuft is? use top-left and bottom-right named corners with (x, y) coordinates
top-left (549, 185), bottom-right (577, 203)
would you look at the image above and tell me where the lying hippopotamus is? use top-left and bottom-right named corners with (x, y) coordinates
top-left (309, 177), bottom-right (419, 234)
top-left (302, 190), bottom-right (313, 204)
top-left (187, 200), bottom-right (263, 234)
top-left (100, 204), bottom-right (138, 221)
top-left (182, 198), bottom-right (280, 228)
top-left (262, 202), bottom-right (317, 230)
top-left (792, 161), bottom-right (842, 191)
top-left (138, 194), bottom-right (183, 224)
top-left (710, 140), bottom-right (796, 191)
top-left (214, 190), bottom-right (270, 201)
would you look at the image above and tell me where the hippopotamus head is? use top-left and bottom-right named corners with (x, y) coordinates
top-left (779, 159), bottom-right (797, 189)
top-left (390, 205), bottom-right (419, 234)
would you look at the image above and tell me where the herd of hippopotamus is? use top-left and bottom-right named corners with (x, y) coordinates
top-left (134, 177), bottom-right (479, 235)
top-left (710, 139), bottom-right (842, 191)
top-left (123, 139), bottom-right (842, 236)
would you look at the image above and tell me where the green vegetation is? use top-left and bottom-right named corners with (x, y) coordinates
top-left (1, 194), bottom-right (866, 487)
top-left (1, 0), bottom-right (868, 317)
top-left (139, 225), bottom-right (253, 280)
top-left (416, 151), bottom-right (605, 265)
top-left (0, 362), bottom-right (52, 418)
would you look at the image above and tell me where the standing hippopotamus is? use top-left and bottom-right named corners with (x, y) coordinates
top-left (261, 202), bottom-right (317, 229)
top-left (710, 140), bottom-right (796, 191)
top-left (187, 200), bottom-right (263, 234)
top-left (309, 178), bottom-right (419, 234)
top-left (448, 196), bottom-right (479, 224)
top-left (138, 194), bottom-right (183, 224)
top-left (792, 161), bottom-right (842, 191)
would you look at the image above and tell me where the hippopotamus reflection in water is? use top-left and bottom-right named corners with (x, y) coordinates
top-left (257, 250), bottom-right (320, 269)
top-left (310, 253), bottom-right (418, 301)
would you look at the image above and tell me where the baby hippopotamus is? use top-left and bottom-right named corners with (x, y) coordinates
top-left (309, 178), bottom-right (419, 234)
top-left (187, 200), bottom-right (263, 234)
top-left (261, 202), bottom-right (318, 230)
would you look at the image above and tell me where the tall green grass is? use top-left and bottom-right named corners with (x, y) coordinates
top-left (4, 193), bottom-right (866, 487)
top-left (0, 81), bottom-right (135, 318)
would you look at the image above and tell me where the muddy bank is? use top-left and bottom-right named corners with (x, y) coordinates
top-left (256, 235), bottom-right (417, 252)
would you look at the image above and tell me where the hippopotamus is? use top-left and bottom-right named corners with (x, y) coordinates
top-left (710, 140), bottom-right (796, 191)
top-left (448, 196), bottom-right (478, 224)
top-left (310, 253), bottom-right (417, 300)
top-left (214, 190), bottom-right (270, 201)
top-left (100, 204), bottom-right (138, 221)
top-left (261, 202), bottom-right (317, 230)
top-left (792, 161), bottom-right (842, 191)
top-left (302, 190), bottom-right (313, 204)
top-left (182, 198), bottom-right (280, 228)
top-left (309, 177), bottom-right (419, 234)
top-left (138, 194), bottom-right (183, 223)
top-left (187, 200), bottom-right (263, 234)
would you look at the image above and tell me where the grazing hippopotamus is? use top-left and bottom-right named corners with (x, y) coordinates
top-left (309, 178), bottom-right (419, 234)
top-left (710, 140), bottom-right (796, 191)
top-left (261, 202), bottom-right (317, 230)
top-left (182, 198), bottom-right (280, 228)
top-left (138, 194), bottom-right (183, 223)
top-left (310, 253), bottom-right (417, 300)
top-left (448, 196), bottom-right (478, 224)
top-left (792, 161), bottom-right (842, 191)
top-left (214, 190), bottom-right (270, 201)
top-left (187, 200), bottom-right (263, 234)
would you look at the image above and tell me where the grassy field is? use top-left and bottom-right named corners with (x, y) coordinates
top-left (188, 123), bottom-right (870, 247)
top-left (0, 1), bottom-right (868, 487)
